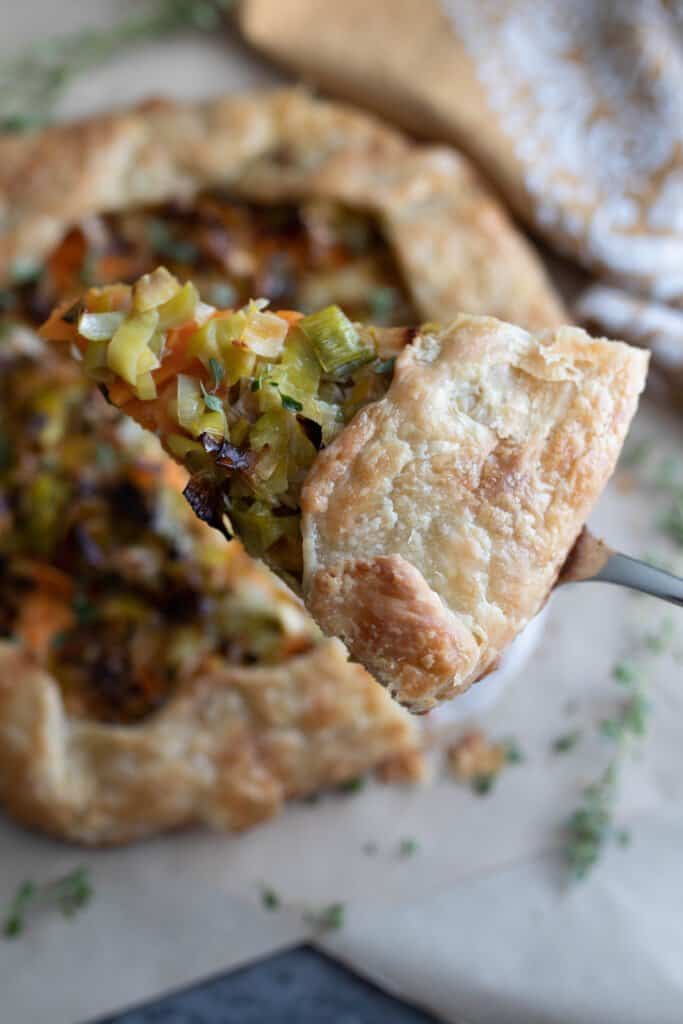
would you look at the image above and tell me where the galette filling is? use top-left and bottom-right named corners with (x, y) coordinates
top-left (42, 268), bottom-right (410, 584)
top-left (0, 347), bottom-right (315, 724)
top-left (6, 195), bottom-right (414, 328)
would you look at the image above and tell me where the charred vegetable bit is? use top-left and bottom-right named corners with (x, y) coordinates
top-left (42, 271), bottom-right (398, 580)
top-left (0, 343), bottom-right (316, 725)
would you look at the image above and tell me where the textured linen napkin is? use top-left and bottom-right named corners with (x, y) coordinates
top-left (239, 0), bottom-right (683, 405)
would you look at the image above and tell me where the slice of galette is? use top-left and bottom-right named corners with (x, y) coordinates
top-left (42, 271), bottom-right (649, 712)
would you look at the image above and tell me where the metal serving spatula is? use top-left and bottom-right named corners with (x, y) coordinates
top-left (560, 529), bottom-right (683, 607)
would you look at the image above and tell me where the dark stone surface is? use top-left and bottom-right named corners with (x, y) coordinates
top-left (98, 945), bottom-right (437, 1024)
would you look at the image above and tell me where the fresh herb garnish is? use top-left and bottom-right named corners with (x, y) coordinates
top-left (398, 837), bottom-right (419, 858)
top-left (471, 774), bottom-right (494, 795)
top-left (552, 730), bottom-right (581, 754)
top-left (200, 381), bottom-right (224, 413)
top-left (260, 886), bottom-right (280, 911)
top-left (303, 902), bottom-right (345, 932)
top-left (0, 1), bottom-right (234, 133)
top-left (504, 739), bottom-right (525, 764)
top-left (565, 641), bottom-right (653, 879)
top-left (3, 867), bottom-right (93, 938)
top-left (208, 357), bottom-right (225, 389)
top-left (338, 776), bottom-right (366, 795)
top-left (281, 394), bottom-right (303, 413)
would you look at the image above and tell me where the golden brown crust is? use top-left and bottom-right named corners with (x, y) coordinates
top-left (0, 90), bottom-right (564, 329)
top-left (0, 635), bottom-right (421, 846)
top-left (301, 315), bottom-right (649, 711)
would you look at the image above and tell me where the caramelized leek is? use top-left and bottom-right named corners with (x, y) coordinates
top-left (107, 310), bottom-right (158, 386)
top-left (133, 267), bottom-right (179, 312)
top-left (299, 305), bottom-right (372, 373)
top-left (78, 311), bottom-right (124, 341)
top-left (176, 374), bottom-right (202, 433)
top-left (156, 281), bottom-right (200, 330)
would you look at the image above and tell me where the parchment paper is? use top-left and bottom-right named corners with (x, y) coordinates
top-left (2, 6), bottom-right (683, 1022)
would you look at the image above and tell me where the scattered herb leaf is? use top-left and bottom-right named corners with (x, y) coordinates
top-left (303, 902), bottom-right (345, 932)
top-left (260, 886), bottom-right (280, 911)
top-left (398, 838), bottom-right (419, 858)
top-left (3, 867), bottom-right (92, 938)
top-left (552, 730), bottom-right (581, 754)
top-left (200, 381), bottom-right (224, 413)
top-left (208, 357), bottom-right (224, 389)
top-left (471, 774), bottom-right (494, 795)
top-left (338, 777), bottom-right (366, 795)
top-left (281, 394), bottom-right (303, 413)
top-left (504, 739), bottom-right (525, 764)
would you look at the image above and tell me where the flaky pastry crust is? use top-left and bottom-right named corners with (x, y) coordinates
top-left (0, 89), bottom-right (564, 330)
top-left (0, 613), bottom-right (421, 846)
top-left (301, 315), bottom-right (649, 712)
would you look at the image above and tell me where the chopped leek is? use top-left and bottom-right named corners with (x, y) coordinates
top-left (83, 338), bottom-right (109, 374)
top-left (241, 309), bottom-right (288, 357)
top-left (195, 409), bottom-right (227, 438)
top-left (107, 309), bottom-right (158, 386)
top-left (167, 433), bottom-right (205, 460)
top-left (134, 371), bottom-right (157, 401)
top-left (156, 281), bottom-right (199, 330)
top-left (298, 305), bottom-right (373, 373)
top-left (133, 267), bottom-right (179, 312)
top-left (231, 501), bottom-right (299, 554)
top-left (176, 374), bottom-right (202, 433)
top-left (135, 346), bottom-right (160, 376)
top-left (78, 311), bottom-right (125, 341)
top-left (218, 341), bottom-right (256, 386)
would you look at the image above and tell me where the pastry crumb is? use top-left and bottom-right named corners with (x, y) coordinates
top-left (376, 747), bottom-right (426, 783)
top-left (446, 729), bottom-right (508, 792)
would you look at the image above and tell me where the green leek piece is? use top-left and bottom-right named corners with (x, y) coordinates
top-left (135, 346), bottom-right (160, 376)
top-left (156, 281), bottom-right (199, 330)
top-left (298, 305), bottom-right (373, 373)
top-left (231, 501), bottom-right (299, 554)
top-left (83, 338), bottom-right (109, 375)
top-left (134, 371), bottom-right (157, 400)
top-left (107, 309), bottom-right (158, 386)
top-left (78, 311), bottom-right (125, 341)
top-left (176, 373), bottom-right (203, 433)
top-left (133, 267), bottom-right (179, 312)
top-left (167, 433), bottom-right (205, 460)
top-left (241, 309), bottom-right (288, 357)
top-left (195, 409), bottom-right (227, 438)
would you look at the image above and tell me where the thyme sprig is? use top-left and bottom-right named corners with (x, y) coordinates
top-left (3, 867), bottom-right (93, 938)
top-left (565, 445), bottom-right (681, 879)
top-left (565, 656), bottom-right (651, 879)
top-left (0, 0), bottom-right (234, 133)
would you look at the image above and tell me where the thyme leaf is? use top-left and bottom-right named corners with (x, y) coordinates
top-left (3, 867), bottom-right (92, 938)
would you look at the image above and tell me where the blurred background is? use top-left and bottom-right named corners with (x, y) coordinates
top-left (1, 3), bottom-right (682, 1022)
